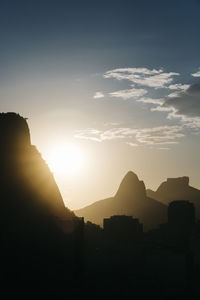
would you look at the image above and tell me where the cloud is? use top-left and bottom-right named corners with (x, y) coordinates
top-left (74, 127), bottom-right (135, 142)
top-left (167, 91), bottom-right (181, 98)
top-left (89, 67), bottom-right (200, 146)
top-left (137, 97), bottom-right (164, 105)
top-left (135, 125), bottom-right (184, 145)
top-left (191, 68), bottom-right (200, 77)
top-left (168, 84), bottom-right (189, 90)
top-left (109, 87), bottom-right (147, 99)
top-left (101, 128), bottom-right (137, 140)
top-left (161, 84), bottom-right (200, 118)
top-left (147, 83), bottom-right (200, 130)
top-left (75, 125), bottom-right (184, 145)
top-left (126, 142), bottom-right (138, 147)
top-left (93, 91), bottom-right (105, 99)
top-left (104, 67), bottom-right (179, 89)
top-left (151, 105), bottom-right (173, 112)
top-left (74, 129), bottom-right (102, 142)
top-left (192, 72), bottom-right (200, 77)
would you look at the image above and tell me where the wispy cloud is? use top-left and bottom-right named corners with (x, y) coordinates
top-left (135, 125), bottom-right (184, 145)
top-left (137, 97), bottom-right (164, 105)
top-left (160, 84), bottom-right (200, 118)
top-left (168, 84), bottom-right (189, 90)
top-left (191, 68), bottom-right (200, 77)
top-left (148, 83), bottom-right (200, 130)
top-left (109, 87), bottom-right (147, 99)
top-left (74, 128), bottom-right (102, 142)
top-left (75, 125), bottom-right (184, 145)
top-left (76, 127), bottom-right (139, 142)
top-left (126, 142), bottom-right (138, 147)
top-left (96, 67), bottom-right (192, 108)
top-left (93, 91), bottom-right (105, 99)
top-left (91, 66), bottom-right (200, 146)
top-left (104, 67), bottom-right (200, 129)
top-left (104, 67), bottom-right (179, 89)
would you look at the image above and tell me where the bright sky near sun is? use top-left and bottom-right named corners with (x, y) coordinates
top-left (46, 143), bottom-right (85, 177)
top-left (1, 0), bottom-right (200, 209)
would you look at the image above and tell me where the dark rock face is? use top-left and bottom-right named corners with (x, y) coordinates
top-left (75, 171), bottom-right (167, 231)
top-left (147, 176), bottom-right (200, 219)
top-left (0, 112), bottom-right (74, 221)
top-left (0, 112), bottom-right (31, 150)
top-left (0, 113), bottom-right (82, 285)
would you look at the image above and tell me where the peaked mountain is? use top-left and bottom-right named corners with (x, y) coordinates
top-left (0, 112), bottom-right (74, 222)
top-left (0, 112), bottom-right (82, 283)
top-left (75, 171), bottom-right (167, 231)
top-left (147, 176), bottom-right (200, 219)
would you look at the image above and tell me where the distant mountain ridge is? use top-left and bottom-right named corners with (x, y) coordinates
top-left (75, 171), bottom-right (168, 231)
top-left (147, 176), bottom-right (200, 219)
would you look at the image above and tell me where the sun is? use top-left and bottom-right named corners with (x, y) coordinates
top-left (46, 143), bottom-right (85, 177)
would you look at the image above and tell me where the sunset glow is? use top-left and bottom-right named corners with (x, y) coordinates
top-left (46, 143), bottom-right (85, 177)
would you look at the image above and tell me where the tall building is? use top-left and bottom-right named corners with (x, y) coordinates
top-left (165, 200), bottom-right (195, 246)
top-left (168, 200), bottom-right (195, 229)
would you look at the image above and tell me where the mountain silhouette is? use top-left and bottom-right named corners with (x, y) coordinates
top-left (147, 176), bottom-right (200, 219)
top-left (75, 171), bottom-right (167, 231)
top-left (0, 112), bottom-right (74, 221)
top-left (0, 112), bottom-right (82, 284)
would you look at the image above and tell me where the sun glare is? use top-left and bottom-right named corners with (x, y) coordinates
top-left (46, 143), bottom-right (84, 177)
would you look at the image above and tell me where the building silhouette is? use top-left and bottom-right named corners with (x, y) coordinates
top-left (158, 200), bottom-right (195, 248)
top-left (104, 215), bottom-right (143, 241)
top-left (168, 200), bottom-right (195, 229)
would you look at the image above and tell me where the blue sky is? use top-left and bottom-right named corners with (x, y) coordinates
top-left (1, 0), bottom-right (200, 209)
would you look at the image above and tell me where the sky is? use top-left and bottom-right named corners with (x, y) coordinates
top-left (1, 0), bottom-right (200, 209)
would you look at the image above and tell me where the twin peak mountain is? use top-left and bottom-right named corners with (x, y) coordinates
top-left (75, 171), bottom-right (200, 231)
